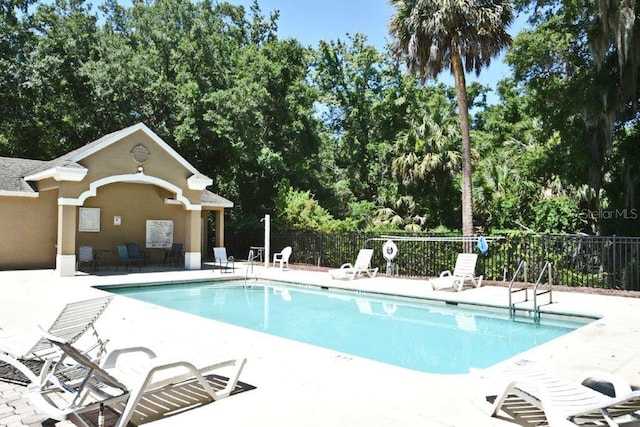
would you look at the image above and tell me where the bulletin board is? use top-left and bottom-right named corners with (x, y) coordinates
top-left (78, 208), bottom-right (101, 232)
top-left (145, 220), bottom-right (173, 248)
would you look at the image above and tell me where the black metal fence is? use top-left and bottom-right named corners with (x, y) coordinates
top-left (225, 231), bottom-right (640, 291)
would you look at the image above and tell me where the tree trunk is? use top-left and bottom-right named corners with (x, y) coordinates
top-left (451, 52), bottom-right (474, 250)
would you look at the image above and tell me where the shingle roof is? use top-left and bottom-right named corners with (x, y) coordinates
top-left (202, 190), bottom-right (234, 208)
top-left (0, 157), bottom-right (47, 194)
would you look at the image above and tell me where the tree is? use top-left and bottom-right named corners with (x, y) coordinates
top-left (391, 86), bottom-right (462, 229)
top-left (313, 34), bottom-right (406, 213)
top-left (388, 0), bottom-right (513, 240)
top-left (509, 0), bottom-right (640, 234)
top-left (1, 0), bottom-right (101, 158)
top-left (0, 0), bottom-right (37, 156)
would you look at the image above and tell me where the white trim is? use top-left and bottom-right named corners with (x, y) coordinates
top-left (202, 201), bottom-right (234, 208)
top-left (70, 123), bottom-right (200, 175)
top-left (0, 190), bottom-right (39, 198)
top-left (24, 166), bottom-right (87, 182)
top-left (58, 172), bottom-right (202, 211)
top-left (184, 252), bottom-right (201, 270)
top-left (56, 254), bottom-right (76, 277)
top-left (187, 174), bottom-right (212, 190)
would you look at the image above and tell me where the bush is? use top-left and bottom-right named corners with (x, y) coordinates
top-left (531, 196), bottom-right (580, 233)
top-left (274, 186), bottom-right (341, 232)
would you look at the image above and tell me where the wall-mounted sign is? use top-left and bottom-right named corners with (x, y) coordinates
top-left (78, 207), bottom-right (100, 232)
top-left (146, 220), bottom-right (173, 248)
top-left (113, 216), bottom-right (121, 226)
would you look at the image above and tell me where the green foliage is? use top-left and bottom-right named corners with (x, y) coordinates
top-left (507, 0), bottom-right (640, 234)
top-left (388, 0), bottom-right (514, 237)
top-left (312, 34), bottom-right (411, 215)
top-left (531, 196), bottom-right (580, 234)
top-left (1, 0), bottom-right (640, 239)
top-left (274, 186), bottom-right (337, 232)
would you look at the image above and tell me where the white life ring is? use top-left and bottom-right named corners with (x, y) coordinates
top-left (382, 239), bottom-right (398, 261)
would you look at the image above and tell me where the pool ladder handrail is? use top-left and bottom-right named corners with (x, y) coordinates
top-left (508, 260), bottom-right (553, 321)
top-left (246, 249), bottom-right (255, 277)
top-left (508, 260), bottom-right (528, 317)
top-left (532, 261), bottom-right (553, 320)
top-left (245, 249), bottom-right (258, 286)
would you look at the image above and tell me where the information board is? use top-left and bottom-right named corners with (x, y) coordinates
top-left (78, 207), bottom-right (100, 232)
top-left (145, 220), bottom-right (173, 248)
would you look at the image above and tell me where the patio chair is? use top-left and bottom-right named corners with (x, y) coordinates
top-left (273, 246), bottom-right (292, 270)
top-left (0, 296), bottom-right (112, 386)
top-left (429, 253), bottom-right (482, 291)
top-left (76, 246), bottom-right (96, 272)
top-left (125, 242), bottom-right (148, 265)
top-left (471, 359), bottom-right (640, 426)
top-left (329, 249), bottom-right (378, 280)
top-left (213, 247), bottom-right (234, 273)
top-left (115, 244), bottom-right (141, 272)
top-left (28, 333), bottom-right (247, 427)
top-left (164, 242), bottom-right (184, 266)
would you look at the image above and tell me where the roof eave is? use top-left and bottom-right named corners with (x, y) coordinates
top-left (0, 190), bottom-right (39, 198)
top-left (24, 166), bottom-right (88, 182)
top-left (187, 174), bottom-right (213, 191)
top-left (203, 200), bottom-right (234, 208)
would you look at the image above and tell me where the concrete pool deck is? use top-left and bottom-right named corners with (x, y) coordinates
top-left (1, 266), bottom-right (640, 426)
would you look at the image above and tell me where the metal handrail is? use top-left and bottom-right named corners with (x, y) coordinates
top-left (533, 261), bottom-right (553, 320)
top-left (245, 249), bottom-right (255, 282)
top-left (508, 260), bottom-right (528, 317)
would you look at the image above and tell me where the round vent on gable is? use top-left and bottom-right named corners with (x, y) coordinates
top-left (131, 144), bottom-right (150, 163)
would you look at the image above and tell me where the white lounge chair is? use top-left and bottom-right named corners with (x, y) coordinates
top-left (329, 249), bottom-right (378, 280)
top-left (273, 246), bottom-right (292, 270)
top-left (0, 296), bottom-right (112, 385)
top-left (28, 333), bottom-right (247, 427)
top-left (429, 253), bottom-right (482, 291)
top-left (471, 359), bottom-right (640, 426)
top-left (213, 247), bottom-right (234, 273)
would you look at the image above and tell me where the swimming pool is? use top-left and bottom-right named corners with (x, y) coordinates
top-left (102, 281), bottom-right (589, 374)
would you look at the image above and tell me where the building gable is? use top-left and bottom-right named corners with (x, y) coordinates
top-left (0, 123), bottom-right (232, 208)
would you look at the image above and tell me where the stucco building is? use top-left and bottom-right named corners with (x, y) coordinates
top-left (0, 123), bottom-right (232, 276)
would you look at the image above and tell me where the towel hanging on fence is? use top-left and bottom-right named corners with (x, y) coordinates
top-left (477, 236), bottom-right (489, 256)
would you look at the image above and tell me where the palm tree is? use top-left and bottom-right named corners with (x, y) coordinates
top-left (391, 109), bottom-right (461, 186)
top-left (388, 0), bottom-right (513, 242)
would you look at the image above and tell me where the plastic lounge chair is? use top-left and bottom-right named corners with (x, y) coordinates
top-left (0, 296), bottom-right (112, 386)
top-left (28, 333), bottom-right (247, 427)
top-left (213, 247), bottom-right (234, 273)
top-left (429, 253), bottom-right (482, 291)
top-left (76, 246), bottom-right (96, 272)
top-left (471, 359), bottom-right (640, 426)
top-left (273, 246), bottom-right (292, 270)
top-left (125, 242), bottom-right (148, 265)
top-left (329, 249), bottom-right (378, 280)
top-left (115, 244), bottom-right (141, 272)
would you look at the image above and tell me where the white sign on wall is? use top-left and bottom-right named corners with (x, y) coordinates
top-left (146, 220), bottom-right (173, 248)
top-left (78, 207), bottom-right (100, 232)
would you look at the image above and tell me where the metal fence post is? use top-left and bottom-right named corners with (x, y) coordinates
top-left (612, 234), bottom-right (617, 289)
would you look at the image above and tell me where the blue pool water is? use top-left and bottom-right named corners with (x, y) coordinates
top-left (103, 281), bottom-right (588, 374)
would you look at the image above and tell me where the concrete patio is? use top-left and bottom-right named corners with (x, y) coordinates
top-left (1, 265), bottom-right (640, 426)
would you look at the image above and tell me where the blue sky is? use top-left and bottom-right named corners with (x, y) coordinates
top-left (227, 0), bottom-right (528, 104)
